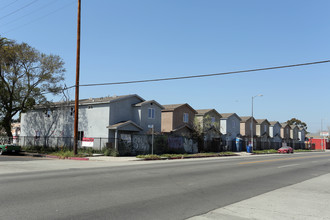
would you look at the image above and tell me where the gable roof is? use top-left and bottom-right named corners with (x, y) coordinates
top-left (172, 124), bottom-right (194, 132)
top-left (162, 103), bottom-right (197, 114)
top-left (290, 124), bottom-right (298, 129)
top-left (240, 116), bottom-right (257, 123)
top-left (133, 100), bottom-right (164, 109)
top-left (196, 109), bottom-right (221, 117)
top-left (256, 119), bottom-right (270, 125)
top-left (220, 113), bottom-right (241, 121)
top-left (107, 120), bottom-right (143, 131)
top-left (269, 121), bottom-right (281, 127)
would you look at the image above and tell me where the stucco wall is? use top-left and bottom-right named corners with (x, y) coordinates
top-left (240, 119), bottom-right (256, 137)
top-left (172, 105), bottom-right (195, 129)
top-left (161, 111), bottom-right (173, 132)
top-left (21, 103), bottom-right (110, 138)
top-left (221, 116), bottom-right (240, 141)
top-left (139, 102), bottom-right (162, 133)
top-left (109, 96), bottom-right (142, 125)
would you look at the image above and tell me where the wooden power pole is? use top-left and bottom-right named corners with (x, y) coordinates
top-left (73, 0), bottom-right (81, 155)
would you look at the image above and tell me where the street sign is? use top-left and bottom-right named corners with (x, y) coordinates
top-left (320, 131), bottom-right (329, 136)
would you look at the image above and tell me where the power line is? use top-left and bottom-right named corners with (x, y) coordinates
top-left (65, 59), bottom-right (330, 89)
top-left (2, 0), bottom-right (75, 34)
top-left (0, 0), bottom-right (58, 28)
top-left (0, 0), bottom-right (39, 21)
top-left (0, 0), bottom-right (20, 12)
top-left (38, 59), bottom-right (330, 96)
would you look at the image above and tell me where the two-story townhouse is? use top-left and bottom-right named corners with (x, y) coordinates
top-left (298, 127), bottom-right (306, 142)
top-left (220, 113), bottom-right (241, 150)
top-left (256, 119), bottom-right (271, 150)
top-left (298, 127), bottom-right (307, 149)
top-left (195, 109), bottom-right (222, 151)
top-left (280, 123), bottom-right (291, 146)
top-left (269, 121), bottom-right (282, 149)
top-left (195, 109), bottom-right (221, 136)
top-left (161, 103), bottom-right (197, 137)
top-left (20, 94), bottom-right (164, 150)
top-left (289, 125), bottom-right (300, 149)
top-left (239, 116), bottom-right (257, 146)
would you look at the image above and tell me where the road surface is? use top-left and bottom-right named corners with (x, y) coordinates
top-left (1, 151), bottom-right (329, 219)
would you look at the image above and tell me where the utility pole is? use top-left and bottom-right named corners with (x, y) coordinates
top-left (73, 0), bottom-right (81, 155)
top-left (251, 94), bottom-right (263, 151)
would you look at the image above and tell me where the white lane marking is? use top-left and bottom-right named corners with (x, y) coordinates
top-left (278, 164), bottom-right (300, 169)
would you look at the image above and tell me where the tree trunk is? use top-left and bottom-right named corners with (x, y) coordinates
top-left (2, 115), bottom-right (12, 137)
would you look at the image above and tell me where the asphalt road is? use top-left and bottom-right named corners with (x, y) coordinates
top-left (0, 153), bottom-right (43, 161)
top-left (1, 152), bottom-right (329, 220)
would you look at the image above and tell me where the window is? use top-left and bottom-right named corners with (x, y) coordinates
top-left (148, 108), bottom-right (155, 119)
top-left (183, 113), bottom-right (189, 123)
top-left (264, 124), bottom-right (267, 132)
top-left (78, 131), bottom-right (84, 141)
top-left (70, 107), bottom-right (74, 116)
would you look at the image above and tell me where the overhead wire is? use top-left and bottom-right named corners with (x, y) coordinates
top-left (64, 59), bottom-right (330, 90)
top-left (31, 59), bottom-right (330, 96)
top-left (0, 0), bottom-right (20, 12)
top-left (2, 0), bottom-right (76, 34)
top-left (0, 0), bottom-right (59, 28)
top-left (0, 0), bottom-right (39, 21)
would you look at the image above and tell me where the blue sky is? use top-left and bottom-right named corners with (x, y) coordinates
top-left (1, 0), bottom-right (330, 133)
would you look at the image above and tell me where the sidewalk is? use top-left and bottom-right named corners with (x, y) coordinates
top-left (188, 173), bottom-right (330, 220)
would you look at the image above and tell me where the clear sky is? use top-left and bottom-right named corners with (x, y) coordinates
top-left (1, 0), bottom-right (330, 133)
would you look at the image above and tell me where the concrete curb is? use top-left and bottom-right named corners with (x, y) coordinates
top-left (45, 155), bottom-right (89, 161)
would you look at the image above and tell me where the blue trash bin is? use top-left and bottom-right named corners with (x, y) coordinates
top-left (247, 146), bottom-right (253, 153)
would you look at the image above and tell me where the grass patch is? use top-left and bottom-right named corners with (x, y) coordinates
top-left (294, 149), bottom-right (312, 152)
top-left (252, 149), bottom-right (278, 154)
top-left (50, 150), bottom-right (86, 159)
top-left (136, 152), bottom-right (236, 160)
top-left (136, 154), bottom-right (162, 160)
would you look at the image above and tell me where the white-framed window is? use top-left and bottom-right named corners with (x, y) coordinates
top-left (148, 108), bottom-right (155, 119)
top-left (183, 113), bottom-right (189, 123)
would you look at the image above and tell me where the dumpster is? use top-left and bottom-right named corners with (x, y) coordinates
top-left (247, 145), bottom-right (253, 153)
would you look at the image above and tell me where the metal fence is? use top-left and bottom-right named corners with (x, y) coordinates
top-left (1, 135), bottom-right (306, 155)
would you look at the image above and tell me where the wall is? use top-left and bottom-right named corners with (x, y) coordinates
top-left (21, 104), bottom-right (110, 139)
top-left (240, 118), bottom-right (256, 137)
top-left (161, 111), bottom-right (173, 132)
top-left (226, 116), bottom-right (240, 141)
top-left (220, 119), bottom-right (227, 134)
top-left (139, 102), bottom-right (162, 133)
top-left (109, 96), bottom-right (142, 125)
top-left (172, 105), bottom-right (195, 130)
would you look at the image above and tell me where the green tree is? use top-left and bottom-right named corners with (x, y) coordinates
top-left (286, 118), bottom-right (307, 131)
top-left (0, 36), bottom-right (65, 137)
